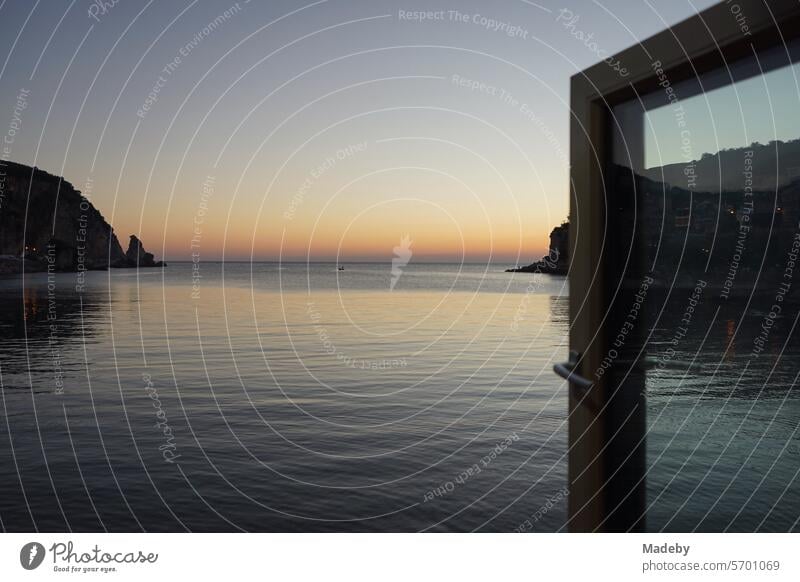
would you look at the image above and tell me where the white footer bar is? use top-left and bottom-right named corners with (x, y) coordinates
top-left (1, 533), bottom-right (797, 581)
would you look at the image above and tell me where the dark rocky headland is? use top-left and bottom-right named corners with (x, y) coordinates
top-left (0, 161), bottom-right (165, 274)
top-left (507, 221), bottom-right (569, 275)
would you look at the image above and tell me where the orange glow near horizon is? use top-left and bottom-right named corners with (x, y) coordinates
top-left (120, 168), bottom-right (563, 264)
top-left (151, 221), bottom-right (551, 262)
top-left (141, 202), bottom-right (554, 263)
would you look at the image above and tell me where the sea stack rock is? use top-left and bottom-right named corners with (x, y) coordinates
top-left (125, 235), bottom-right (165, 268)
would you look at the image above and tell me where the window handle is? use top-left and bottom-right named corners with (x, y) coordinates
top-left (554, 350), bottom-right (594, 391)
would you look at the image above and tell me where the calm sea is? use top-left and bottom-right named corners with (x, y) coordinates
top-left (2, 262), bottom-right (798, 531)
top-left (0, 262), bottom-right (570, 532)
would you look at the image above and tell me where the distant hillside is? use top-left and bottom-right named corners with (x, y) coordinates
top-left (644, 138), bottom-right (800, 192)
top-left (0, 161), bottom-right (163, 273)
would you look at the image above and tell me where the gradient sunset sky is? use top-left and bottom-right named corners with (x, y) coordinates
top-left (0, 0), bottom-right (717, 262)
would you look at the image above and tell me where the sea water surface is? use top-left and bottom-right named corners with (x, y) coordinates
top-left (4, 262), bottom-right (798, 532)
top-left (0, 262), bottom-right (570, 532)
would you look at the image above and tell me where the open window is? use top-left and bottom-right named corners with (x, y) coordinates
top-left (563, 0), bottom-right (800, 532)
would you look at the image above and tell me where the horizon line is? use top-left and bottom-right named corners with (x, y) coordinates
top-left (166, 259), bottom-right (533, 264)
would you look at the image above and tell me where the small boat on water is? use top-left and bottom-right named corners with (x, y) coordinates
top-left (337, 266), bottom-right (345, 271)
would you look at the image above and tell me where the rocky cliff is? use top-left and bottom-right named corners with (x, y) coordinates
top-left (0, 161), bottom-right (163, 273)
top-left (507, 221), bottom-right (569, 274)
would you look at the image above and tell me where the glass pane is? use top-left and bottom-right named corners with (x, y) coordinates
top-left (610, 42), bottom-right (800, 532)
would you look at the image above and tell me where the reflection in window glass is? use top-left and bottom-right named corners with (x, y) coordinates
top-left (610, 43), bottom-right (800, 532)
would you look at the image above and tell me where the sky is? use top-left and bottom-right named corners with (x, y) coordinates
top-left (0, 0), bottom-right (719, 262)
